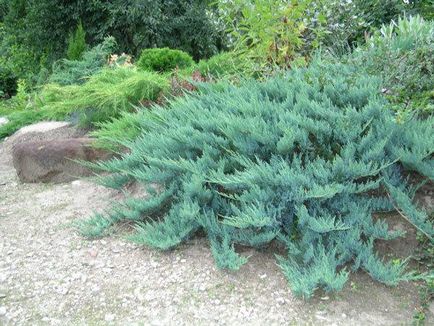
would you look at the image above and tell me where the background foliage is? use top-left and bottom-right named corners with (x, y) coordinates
top-left (0, 0), bottom-right (224, 82)
top-left (348, 15), bottom-right (434, 119)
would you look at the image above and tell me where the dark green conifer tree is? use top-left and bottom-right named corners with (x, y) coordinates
top-left (67, 21), bottom-right (86, 61)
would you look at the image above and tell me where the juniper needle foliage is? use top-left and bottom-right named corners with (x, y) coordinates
top-left (82, 60), bottom-right (434, 298)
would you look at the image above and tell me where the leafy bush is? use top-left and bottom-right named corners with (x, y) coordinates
top-left (49, 37), bottom-right (117, 86)
top-left (67, 21), bottom-right (87, 61)
top-left (78, 60), bottom-right (434, 298)
top-left (319, 0), bottom-right (430, 49)
top-left (39, 67), bottom-right (169, 126)
top-left (348, 15), bottom-right (434, 118)
top-left (217, 0), bottom-right (327, 73)
top-left (413, 0), bottom-right (434, 20)
top-left (137, 48), bottom-right (194, 73)
top-left (0, 65), bottom-right (18, 98)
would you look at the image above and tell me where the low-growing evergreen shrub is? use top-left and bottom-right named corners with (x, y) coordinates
top-left (90, 81), bottom-right (237, 150)
top-left (39, 67), bottom-right (169, 126)
top-left (49, 37), bottom-right (117, 86)
top-left (78, 59), bottom-right (434, 298)
top-left (137, 48), bottom-right (194, 73)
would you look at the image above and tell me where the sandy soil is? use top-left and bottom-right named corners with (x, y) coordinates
top-left (0, 137), bottom-right (432, 326)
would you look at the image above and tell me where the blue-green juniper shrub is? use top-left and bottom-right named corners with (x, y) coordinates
top-left (78, 59), bottom-right (434, 298)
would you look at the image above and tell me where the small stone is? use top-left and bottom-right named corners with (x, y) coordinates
top-left (89, 249), bottom-right (98, 258)
top-left (71, 180), bottom-right (81, 186)
top-left (259, 274), bottom-right (267, 279)
top-left (199, 285), bottom-right (207, 292)
top-left (276, 297), bottom-right (285, 305)
top-left (320, 296), bottom-right (329, 301)
top-left (341, 313), bottom-right (347, 318)
top-left (0, 292), bottom-right (6, 299)
top-left (315, 313), bottom-right (328, 321)
top-left (180, 259), bottom-right (186, 263)
top-left (0, 306), bottom-right (6, 316)
top-left (105, 313), bottom-right (115, 322)
top-left (59, 287), bottom-right (70, 295)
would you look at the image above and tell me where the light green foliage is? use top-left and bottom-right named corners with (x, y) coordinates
top-left (0, 109), bottom-right (45, 138)
top-left (67, 21), bottom-right (87, 61)
top-left (217, 0), bottom-right (327, 73)
top-left (49, 37), bottom-right (117, 86)
top-left (92, 81), bottom-right (241, 151)
top-left (78, 60), bottom-right (434, 298)
top-left (0, 79), bottom-right (41, 138)
top-left (197, 52), bottom-right (255, 80)
top-left (90, 110), bottom-right (150, 151)
top-left (137, 48), bottom-right (194, 73)
top-left (348, 15), bottom-right (434, 118)
top-left (38, 67), bottom-right (169, 126)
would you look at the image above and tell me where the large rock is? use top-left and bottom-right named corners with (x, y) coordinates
top-left (5, 121), bottom-right (81, 146)
top-left (2, 121), bottom-right (86, 167)
top-left (12, 138), bottom-right (111, 183)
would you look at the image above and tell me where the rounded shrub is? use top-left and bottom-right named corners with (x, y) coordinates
top-left (0, 66), bottom-right (18, 99)
top-left (80, 59), bottom-right (434, 299)
top-left (137, 48), bottom-right (194, 73)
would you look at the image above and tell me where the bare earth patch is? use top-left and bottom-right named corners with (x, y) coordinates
top-left (0, 140), bottom-right (431, 325)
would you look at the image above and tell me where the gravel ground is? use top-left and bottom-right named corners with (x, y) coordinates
top-left (0, 139), bottom-right (432, 326)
